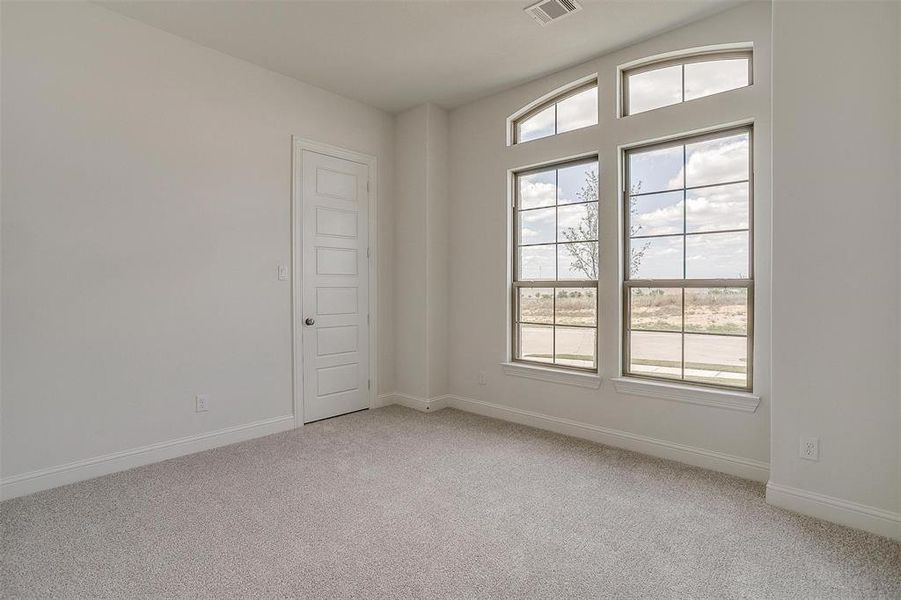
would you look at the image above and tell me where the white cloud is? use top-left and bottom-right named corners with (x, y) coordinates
top-left (686, 183), bottom-right (748, 232)
top-left (518, 105), bottom-right (554, 142)
top-left (557, 87), bottom-right (598, 133)
top-left (520, 227), bottom-right (539, 242)
top-left (520, 207), bottom-right (555, 244)
top-left (634, 200), bottom-right (683, 235)
top-left (519, 180), bottom-right (555, 209)
top-left (628, 65), bottom-right (681, 114)
top-left (633, 184), bottom-right (748, 236)
top-left (670, 134), bottom-right (749, 189)
top-left (684, 58), bottom-right (748, 100)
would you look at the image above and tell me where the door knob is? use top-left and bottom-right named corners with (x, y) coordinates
top-left (305, 317), bottom-right (315, 326)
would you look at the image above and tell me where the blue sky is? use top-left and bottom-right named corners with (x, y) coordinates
top-left (518, 131), bottom-right (751, 281)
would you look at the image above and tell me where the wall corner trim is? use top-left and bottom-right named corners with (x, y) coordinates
top-left (766, 482), bottom-right (901, 541)
top-left (0, 415), bottom-right (296, 501)
top-left (377, 392), bottom-right (450, 413)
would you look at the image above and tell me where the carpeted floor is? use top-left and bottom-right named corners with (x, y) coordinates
top-left (2, 406), bottom-right (899, 599)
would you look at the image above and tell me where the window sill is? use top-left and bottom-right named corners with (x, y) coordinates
top-left (501, 362), bottom-right (601, 389)
top-left (611, 377), bottom-right (760, 412)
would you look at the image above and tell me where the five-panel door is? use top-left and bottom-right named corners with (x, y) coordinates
top-left (301, 150), bottom-right (370, 423)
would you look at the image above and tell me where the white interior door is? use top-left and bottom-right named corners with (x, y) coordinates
top-left (301, 149), bottom-right (370, 423)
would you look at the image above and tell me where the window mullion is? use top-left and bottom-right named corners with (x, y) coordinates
top-left (681, 287), bottom-right (686, 381)
top-left (551, 286), bottom-right (557, 365)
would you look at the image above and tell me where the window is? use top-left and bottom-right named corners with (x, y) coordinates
top-left (623, 127), bottom-right (752, 390)
top-left (513, 158), bottom-right (599, 370)
top-left (514, 83), bottom-right (598, 144)
top-left (623, 52), bottom-right (751, 116)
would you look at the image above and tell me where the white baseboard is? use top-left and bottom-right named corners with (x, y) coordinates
top-left (766, 482), bottom-right (901, 541)
top-left (0, 415), bottom-right (295, 501)
top-left (8, 398), bottom-right (896, 541)
top-left (382, 394), bottom-right (900, 540)
top-left (378, 392), bottom-right (769, 482)
top-left (377, 392), bottom-right (449, 413)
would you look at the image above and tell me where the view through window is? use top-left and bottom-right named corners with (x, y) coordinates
top-left (514, 158), bottom-right (599, 370)
top-left (624, 52), bottom-right (751, 115)
top-left (515, 83), bottom-right (598, 144)
top-left (623, 127), bottom-right (753, 389)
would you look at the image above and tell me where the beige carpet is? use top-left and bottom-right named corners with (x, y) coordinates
top-left (2, 405), bottom-right (899, 599)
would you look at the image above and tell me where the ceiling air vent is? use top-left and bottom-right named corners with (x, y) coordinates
top-left (524, 0), bottom-right (582, 27)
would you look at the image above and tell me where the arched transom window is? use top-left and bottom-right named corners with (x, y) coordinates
top-left (513, 81), bottom-right (598, 144)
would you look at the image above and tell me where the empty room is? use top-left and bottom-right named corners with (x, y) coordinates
top-left (1, 0), bottom-right (900, 597)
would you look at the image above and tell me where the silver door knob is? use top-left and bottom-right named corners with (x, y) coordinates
top-left (305, 317), bottom-right (315, 326)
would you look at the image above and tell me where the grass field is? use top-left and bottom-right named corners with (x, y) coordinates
top-left (630, 287), bottom-right (747, 335)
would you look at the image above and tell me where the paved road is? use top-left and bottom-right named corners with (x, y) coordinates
top-left (521, 328), bottom-right (746, 382)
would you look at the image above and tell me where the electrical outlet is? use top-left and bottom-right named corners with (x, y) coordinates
top-left (799, 436), bottom-right (819, 461)
top-left (277, 265), bottom-right (289, 281)
top-left (478, 370), bottom-right (488, 385)
top-left (195, 394), bottom-right (209, 413)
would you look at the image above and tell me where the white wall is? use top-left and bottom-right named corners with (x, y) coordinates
top-left (445, 2), bottom-right (772, 472)
top-left (769, 0), bottom-right (900, 529)
top-left (393, 103), bottom-right (449, 400)
top-left (0, 2), bottom-right (395, 481)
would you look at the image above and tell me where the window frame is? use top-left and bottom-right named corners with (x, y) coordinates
top-left (621, 125), bottom-right (754, 392)
top-left (512, 81), bottom-right (598, 145)
top-left (621, 50), bottom-right (753, 117)
top-left (512, 155), bottom-right (600, 373)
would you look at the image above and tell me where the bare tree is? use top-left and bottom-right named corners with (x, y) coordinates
top-left (560, 170), bottom-right (649, 279)
top-left (559, 170), bottom-right (600, 279)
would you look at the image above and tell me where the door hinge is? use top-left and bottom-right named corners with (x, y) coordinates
top-left (368, 379), bottom-right (371, 390)
top-left (366, 247), bottom-right (370, 258)
top-left (366, 180), bottom-right (370, 193)
top-left (367, 314), bottom-right (370, 325)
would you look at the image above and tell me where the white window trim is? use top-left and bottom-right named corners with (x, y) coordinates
top-left (611, 377), bottom-right (759, 412)
top-left (501, 50), bottom-right (764, 407)
top-left (502, 361), bottom-right (602, 389)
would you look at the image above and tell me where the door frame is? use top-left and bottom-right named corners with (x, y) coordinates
top-left (291, 136), bottom-right (379, 428)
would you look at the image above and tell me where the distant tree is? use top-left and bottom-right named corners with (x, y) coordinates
top-left (561, 170), bottom-right (650, 279)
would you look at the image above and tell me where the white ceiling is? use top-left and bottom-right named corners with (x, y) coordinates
top-left (100, 0), bottom-right (743, 113)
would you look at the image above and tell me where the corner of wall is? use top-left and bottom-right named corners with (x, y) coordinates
top-left (393, 103), bottom-right (450, 400)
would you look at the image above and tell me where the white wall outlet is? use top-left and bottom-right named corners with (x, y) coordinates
top-left (277, 265), bottom-right (289, 281)
top-left (799, 436), bottom-right (819, 461)
top-left (478, 370), bottom-right (488, 385)
top-left (195, 394), bottom-right (209, 413)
